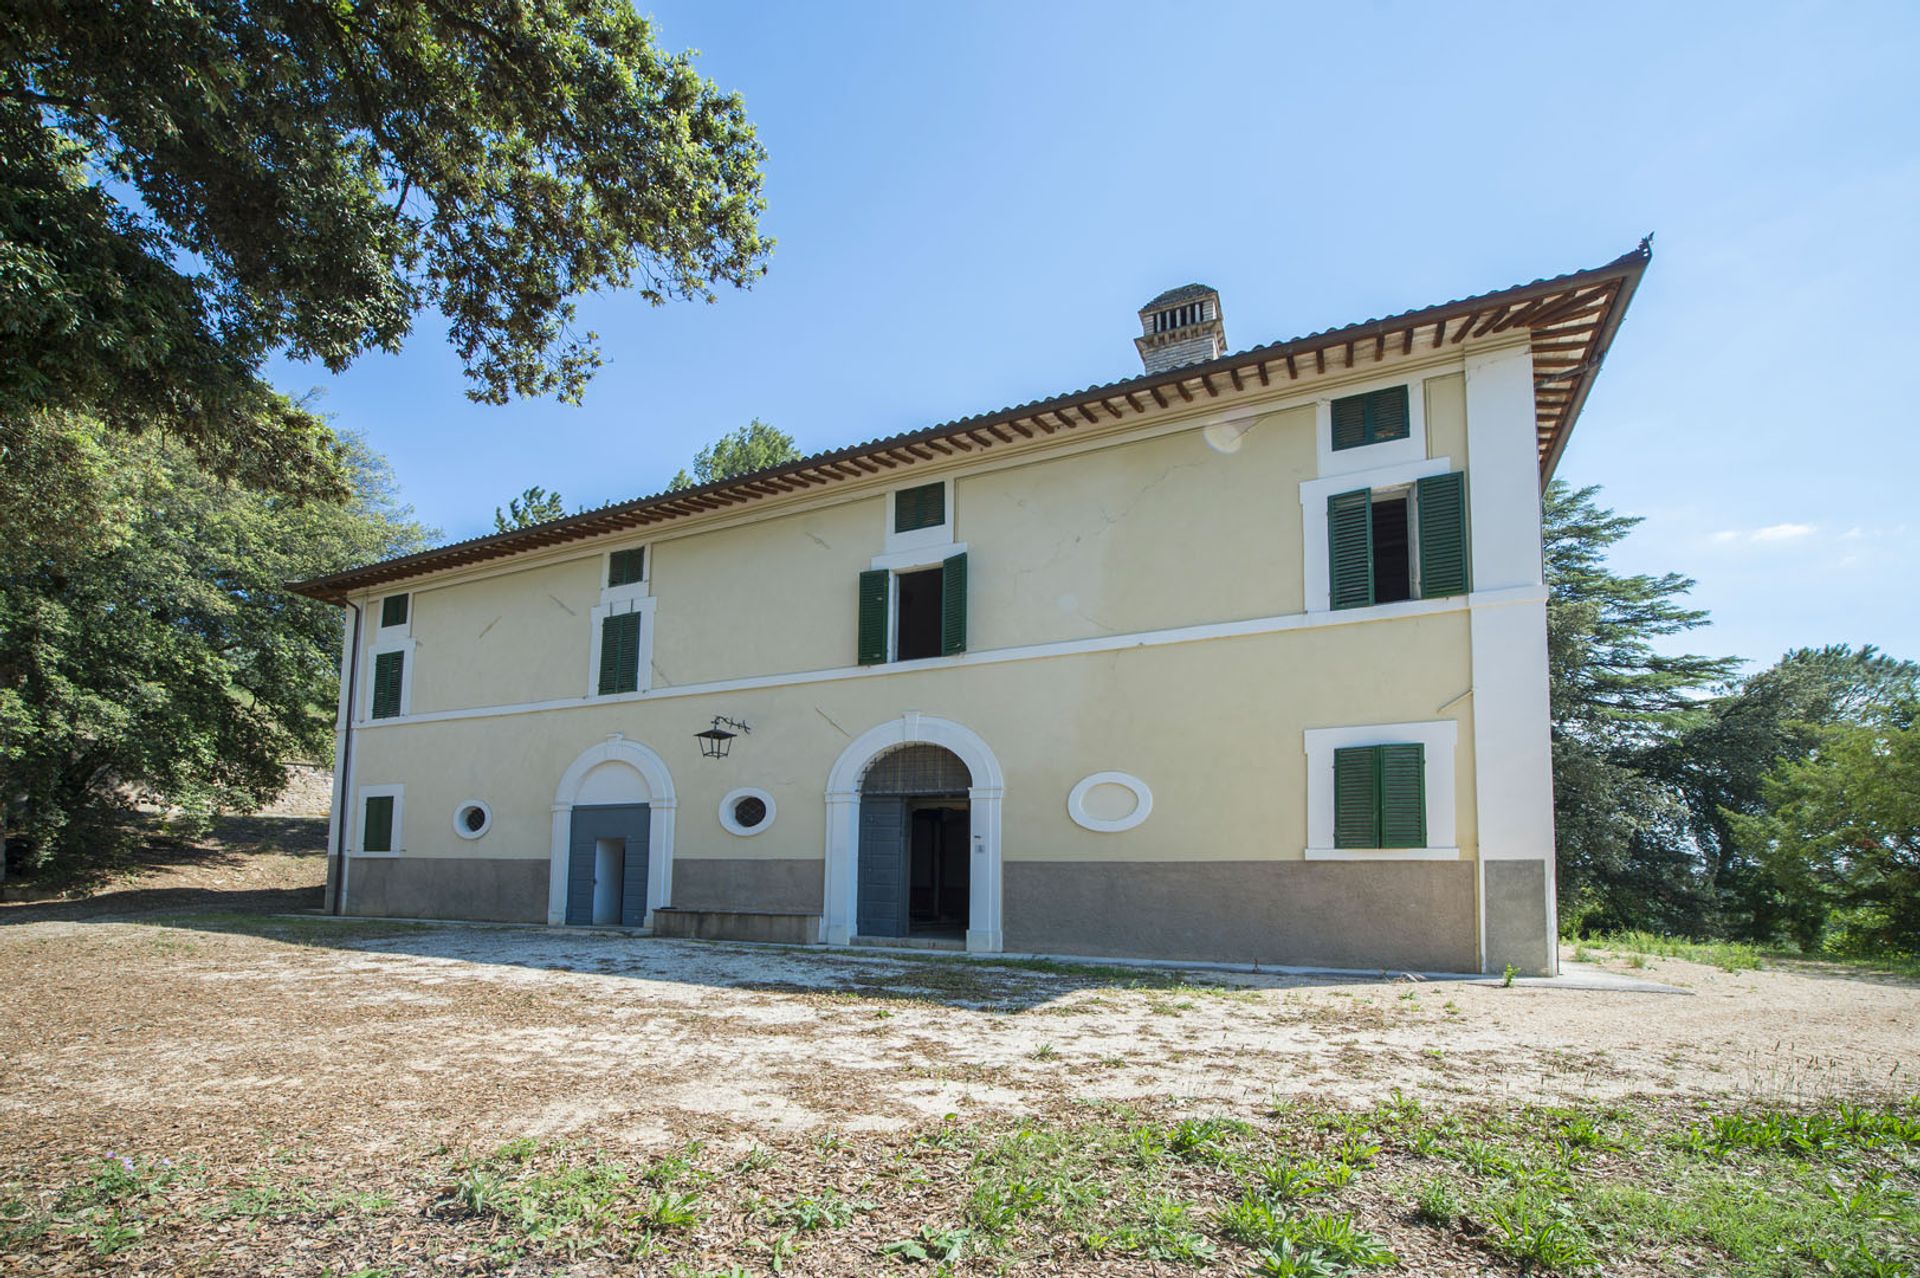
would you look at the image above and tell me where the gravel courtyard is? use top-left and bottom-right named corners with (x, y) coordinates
top-left (2, 846), bottom-right (1916, 1275)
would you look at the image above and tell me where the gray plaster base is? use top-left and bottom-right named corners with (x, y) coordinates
top-left (1482, 860), bottom-right (1554, 977)
top-left (343, 856), bottom-right (546, 924)
top-left (671, 858), bottom-right (823, 913)
top-left (1003, 860), bottom-right (1478, 973)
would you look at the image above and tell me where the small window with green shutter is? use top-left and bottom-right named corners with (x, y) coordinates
top-left (380, 593), bottom-right (409, 628)
top-left (1330, 385), bottom-right (1411, 451)
top-left (607, 547), bottom-right (646, 588)
top-left (597, 611), bottom-right (642, 695)
top-left (370, 650), bottom-right (405, 719)
top-left (362, 794), bottom-right (394, 853)
top-left (894, 482), bottom-right (945, 533)
top-left (1332, 744), bottom-right (1426, 849)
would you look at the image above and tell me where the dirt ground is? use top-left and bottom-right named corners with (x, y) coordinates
top-left (1, 833), bottom-right (1915, 1274)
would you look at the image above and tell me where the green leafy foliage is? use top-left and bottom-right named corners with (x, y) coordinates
top-left (0, 419), bottom-right (429, 877)
top-left (1728, 712), bottom-right (1920, 953)
top-left (4, 1), bottom-right (771, 496)
top-left (1546, 481), bottom-right (1918, 953)
top-left (493, 485), bottom-right (571, 532)
top-left (666, 419), bottom-right (800, 490)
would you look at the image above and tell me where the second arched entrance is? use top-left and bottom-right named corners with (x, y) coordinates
top-left (823, 714), bottom-right (1004, 952)
top-left (856, 744), bottom-right (972, 940)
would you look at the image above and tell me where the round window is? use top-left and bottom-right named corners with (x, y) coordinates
top-left (452, 800), bottom-right (492, 840)
top-left (718, 787), bottom-right (776, 837)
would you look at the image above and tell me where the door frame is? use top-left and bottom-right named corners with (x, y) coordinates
top-left (548, 734), bottom-right (677, 926)
top-left (825, 713), bottom-right (1004, 952)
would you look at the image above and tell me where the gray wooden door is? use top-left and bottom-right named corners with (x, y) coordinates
top-left (856, 796), bottom-right (909, 938)
top-left (566, 803), bottom-right (650, 926)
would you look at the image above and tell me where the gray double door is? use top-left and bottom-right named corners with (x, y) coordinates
top-left (857, 797), bottom-right (911, 938)
top-left (566, 803), bottom-right (650, 927)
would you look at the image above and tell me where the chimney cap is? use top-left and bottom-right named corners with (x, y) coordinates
top-left (1140, 282), bottom-right (1217, 312)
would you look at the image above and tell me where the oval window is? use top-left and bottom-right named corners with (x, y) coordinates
top-left (718, 787), bottom-right (776, 837)
top-left (452, 800), bottom-right (492, 840)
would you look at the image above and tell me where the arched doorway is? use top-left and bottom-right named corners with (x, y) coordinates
top-left (857, 744), bottom-right (971, 941)
top-left (824, 713), bottom-right (1003, 952)
top-left (547, 735), bottom-right (676, 927)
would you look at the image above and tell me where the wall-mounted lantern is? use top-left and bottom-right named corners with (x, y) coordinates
top-left (695, 716), bottom-right (751, 760)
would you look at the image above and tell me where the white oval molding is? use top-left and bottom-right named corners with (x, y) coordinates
top-left (1067, 772), bottom-right (1152, 833)
top-left (718, 786), bottom-right (776, 837)
top-left (452, 799), bottom-right (493, 840)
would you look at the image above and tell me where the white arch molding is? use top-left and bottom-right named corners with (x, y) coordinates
top-left (547, 734), bottom-right (677, 926)
top-left (823, 712), bottom-right (1005, 953)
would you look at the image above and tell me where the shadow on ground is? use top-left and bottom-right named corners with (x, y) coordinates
top-left (0, 814), bottom-right (326, 925)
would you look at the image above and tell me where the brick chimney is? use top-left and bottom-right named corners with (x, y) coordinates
top-left (1135, 284), bottom-right (1226, 374)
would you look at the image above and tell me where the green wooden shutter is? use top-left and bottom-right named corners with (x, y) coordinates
top-left (598, 612), bottom-right (640, 695)
top-left (1333, 747), bottom-right (1380, 849)
top-left (894, 482), bottom-right (945, 533)
top-left (1330, 396), bottom-right (1368, 451)
top-left (363, 794), bottom-right (394, 853)
top-left (1415, 471), bottom-right (1469, 598)
top-left (1369, 385), bottom-right (1410, 442)
top-left (371, 650), bottom-right (404, 719)
top-left (380, 594), bottom-right (409, 627)
top-left (940, 552), bottom-right (967, 655)
top-left (1330, 386), bottom-right (1410, 450)
top-left (857, 569), bottom-right (890, 665)
top-left (1327, 488), bottom-right (1374, 610)
top-left (1378, 743), bottom-right (1427, 848)
top-left (607, 547), bottom-right (646, 587)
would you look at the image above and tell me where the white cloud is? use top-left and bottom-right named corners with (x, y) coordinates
top-left (1709, 523), bottom-right (1816, 546)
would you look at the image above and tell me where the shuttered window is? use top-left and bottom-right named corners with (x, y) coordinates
top-left (370, 650), bottom-right (404, 719)
top-left (1415, 472), bottom-right (1469, 598)
top-left (1332, 743), bottom-right (1427, 849)
top-left (857, 569), bottom-right (890, 665)
top-left (1330, 385), bottom-right (1411, 451)
top-left (597, 611), bottom-right (641, 695)
top-left (380, 593), bottom-right (409, 628)
top-left (1327, 488), bottom-right (1373, 610)
top-left (894, 482), bottom-right (945, 533)
top-left (362, 795), bottom-right (394, 853)
top-left (607, 547), bottom-right (646, 588)
top-left (1328, 472), bottom-right (1469, 609)
top-left (940, 552), bottom-right (967, 655)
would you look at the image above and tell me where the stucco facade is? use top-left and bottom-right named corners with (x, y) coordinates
top-left (307, 251), bottom-right (1654, 975)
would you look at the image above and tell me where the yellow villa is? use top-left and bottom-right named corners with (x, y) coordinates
top-left (293, 244), bottom-right (1650, 976)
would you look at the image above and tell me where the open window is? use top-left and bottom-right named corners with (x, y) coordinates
top-left (857, 553), bottom-right (967, 664)
top-left (1327, 471), bottom-right (1468, 610)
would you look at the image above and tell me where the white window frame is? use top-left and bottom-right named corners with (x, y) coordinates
top-left (1315, 375), bottom-right (1429, 478)
top-left (883, 477), bottom-right (955, 556)
top-left (718, 786), bottom-right (776, 837)
top-left (1302, 720), bottom-right (1458, 860)
top-left (1300, 456), bottom-right (1453, 614)
top-left (363, 635), bottom-right (417, 721)
top-left (376, 591), bottom-right (413, 632)
top-left (353, 783), bottom-right (404, 857)
top-left (452, 799), bottom-right (493, 841)
top-left (585, 594), bottom-right (657, 698)
top-left (601, 542), bottom-right (650, 603)
top-left (869, 542), bottom-right (966, 664)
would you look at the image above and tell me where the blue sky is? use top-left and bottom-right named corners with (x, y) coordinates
top-left (269, 1), bottom-right (1919, 671)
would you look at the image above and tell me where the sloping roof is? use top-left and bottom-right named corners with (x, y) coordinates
top-left (1142, 283), bottom-right (1216, 310)
top-left (292, 242), bottom-right (1650, 602)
